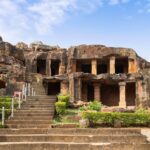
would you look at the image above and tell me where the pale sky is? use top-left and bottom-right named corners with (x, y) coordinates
top-left (0, 0), bottom-right (150, 61)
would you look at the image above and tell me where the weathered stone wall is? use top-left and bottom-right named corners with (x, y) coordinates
top-left (0, 40), bottom-right (25, 95)
top-left (1, 36), bottom-right (150, 108)
top-left (68, 45), bottom-right (137, 59)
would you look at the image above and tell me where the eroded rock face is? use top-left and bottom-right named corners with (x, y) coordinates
top-left (16, 42), bottom-right (28, 51)
top-left (0, 36), bottom-right (150, 108)
top-left (0, 38), bottom-right (25, 95)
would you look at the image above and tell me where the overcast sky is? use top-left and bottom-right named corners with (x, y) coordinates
top-left (0, 0), bottom-right (150, 61)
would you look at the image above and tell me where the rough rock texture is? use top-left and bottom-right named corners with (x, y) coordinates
top-left (0, 36), bottom-right (150, 108)
top-left (0, 39), bottom-right (25, 95)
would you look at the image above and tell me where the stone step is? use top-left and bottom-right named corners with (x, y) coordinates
top-left (0, 142), bottom-right (149, 150)
top-left (0, 128), bottom-right (142, 135)
top-left (27, 97), bottom-right (56, 101)
top-left (13, 113), bottom-right (54, 117)
top-left (20, 107), bottom-right (54, 110)
top-left (25, 101), bottom-right (55, 104)
top-left (27, 96), bottom-right (56, 99)
top-left (32, 91), bottom-right (46, 93)
top-left (33, 91), bottom-right (46, 93)
top-left (30, 99), bottom-right (55, 101)
top-left (26, 99), bottom-right (56, 102)
top-left (8, 116), bottom-right (53, 120)
top-left (14, 110), bottom-right (54, 113)
top-left (5, 120), bottom-right (51, 124)
top-left (5, 124), bottom-right (50, 128)
top-left (23, 101), bottom-right (54, 104)
top-left (0, 135), bottom-right (147, 143)
top-left (22, 104), bottom-right (54, 107)
top-left (14, 113), bottom-right (54, 116)
top-left (0, 129), bottom-right (48, 134)
top-left (47, 128), bottom-right (142, 135)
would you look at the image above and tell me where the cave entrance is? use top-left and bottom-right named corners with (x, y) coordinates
top-left (126, 82), bottom-right (136, 106)
top-left (0, 80), bottom-right (6, 89)
top-left (101, 84), bottom-right (119, 106)
top-left (48, 82), bottom-right (60, 95)
top-left (97, 59), bottom-right (109, 74)
top-left (81, 81), bottom-right (94, 101)
top-left (51, 60), bottom-right (60, 76)
top-left (37, 59), bottom-right (46, 75)
top-left (77, 60), bottom-right (91, 73)
top-left (115, 57), bottom-right (128, 74)
top-left (87, 83), bottom-right (94, 101)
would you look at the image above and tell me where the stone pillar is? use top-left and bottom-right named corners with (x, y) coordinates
top-left (72, 60), bottom-right (76, 73)
top-left (60, 81), bottom-right (69, 95)
top-left (119, 82), bottom-right (126, 108)
top-left (136, 80), bottom-right (148, 107)
top-left (46, 59), bottom-right (51, 76)
top-left (78, 78), bottom-right (82, 101)
top-left (59, 64), bottom-right (65, 75)
top-left (109, 56), bottom-right (115, 74)
top-left (92, 60), bottom-right (97, 75)
top-left (69, 75), bottom-right (75, 102)
top-left (128, 58), bottom-right (137, 73)
top-left (94, 83), bottom-right (101, 101)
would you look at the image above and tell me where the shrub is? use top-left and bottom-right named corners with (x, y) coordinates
top-left (88, 101), bottom-right (102, 111)
top-left (0, 96), bottom-right (12, 102)
top-left (0, 124), bottom-right (4, 128)
top-left (79, 105), bottom-right (88, 111)
top-left (57, 94), bottom-right (70, 107)
top-left (82, 111), bottom-right (150, 127)
top-left (79, 101), bottom-right (102, 112)
top-left (0, 109), bottom-right (11, 119)
top-left (55, 101), bottom-right (66, 115)
top-left (135, 108), bottom-right (148, 114)
top-left (0, 102), bottom-right (18, 109)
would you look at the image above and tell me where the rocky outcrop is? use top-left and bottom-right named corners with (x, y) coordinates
top-left (0, 38), bottom-right (25, 95)
top-left (68, 45), bottom-right (137, 59)
top-left (0, 36), bottom-right (150, 107)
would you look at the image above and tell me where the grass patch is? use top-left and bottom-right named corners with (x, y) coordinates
top-left (0, 96), bottom-right (19, 127)
top-left (53, 108), bottom-right (79, 124)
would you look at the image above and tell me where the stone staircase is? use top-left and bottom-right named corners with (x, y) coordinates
top-left (0, 128), bottom-right (149, 150)
top-left (1, 76), bottom-right (150, 149)
top-left (5, 95), bottom-right (56, 128)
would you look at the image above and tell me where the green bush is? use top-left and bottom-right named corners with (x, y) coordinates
top-left (135, 108), bottom-right (148, 114)
top-left (88, 101), bottom-right (102, 111)
top-left (55, 101), bottom-right (66, 115)
top-left (57, 94), bottom-right (70, 107)
top-left (0, 124), bottom-right (4, 128)
top-left (0, 109), bottom-right (11, 119)
top-left (82, 111), bottom-right (150, 127)
top-left (0, 96), bottom-right (12, 102)
top-left (0, 102), bottom-right (18, 109)
top-left (79, 101), bottom-right (102, 112)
